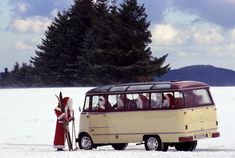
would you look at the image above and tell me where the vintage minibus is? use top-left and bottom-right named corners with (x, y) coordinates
top-left (77, 81), bottom-right (220, 151)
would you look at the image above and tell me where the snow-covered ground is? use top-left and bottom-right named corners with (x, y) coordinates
top-left (0, 87), bottom-right (234, 158)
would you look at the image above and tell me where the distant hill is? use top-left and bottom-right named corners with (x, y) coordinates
top-left (158, 65), bottom-right (235, 86)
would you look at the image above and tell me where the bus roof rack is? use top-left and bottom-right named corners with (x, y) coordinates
top-left (86, 80), bottom-right (208, 94)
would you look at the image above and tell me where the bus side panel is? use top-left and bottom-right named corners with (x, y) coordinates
top-left (106, 110), bottom-right (186, 143)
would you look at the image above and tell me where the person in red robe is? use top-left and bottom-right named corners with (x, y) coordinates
top-left (53, 97), bottom-right (74, 151)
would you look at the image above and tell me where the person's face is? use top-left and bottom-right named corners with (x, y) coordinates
top-left (98, 97), bottom-right (105, 106)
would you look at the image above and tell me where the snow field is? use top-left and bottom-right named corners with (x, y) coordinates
top-left (0, 87), bottom-right (234, 157)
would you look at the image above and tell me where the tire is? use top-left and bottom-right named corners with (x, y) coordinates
top-left (111, 143), bottom-right (128, 150)
top-left (189, 141), bottom-right (197, 151)
top-left (175, 141), bottom-right (197, 151)
top-left (78, 134), bottom-right (93, 150)
top-left (162, 143), bottom-right (169, 152)
top-left (144, 136), bottom-right (163, 151)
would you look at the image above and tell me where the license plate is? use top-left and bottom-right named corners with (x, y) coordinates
top-left (195, 133), bottom-right (207, 139)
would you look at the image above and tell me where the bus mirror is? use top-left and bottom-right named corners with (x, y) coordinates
top-left (79, 106), bottom-right (81, 112)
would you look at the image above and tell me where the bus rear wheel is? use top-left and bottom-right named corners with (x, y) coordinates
top-left (111, 143), bottom-right (128, 150)
top-left (175, 141), bottom-right (197, 151)
top-left (144, 136), bottom-right (163, 151)
top-left (162, 143), bottom-right (169, 152)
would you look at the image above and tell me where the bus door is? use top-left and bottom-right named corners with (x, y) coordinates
top-left (88, 96), bottom-right (108, 144)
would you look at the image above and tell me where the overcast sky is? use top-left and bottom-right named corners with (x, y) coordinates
top-left (1, 0), bottom-right (235, 71)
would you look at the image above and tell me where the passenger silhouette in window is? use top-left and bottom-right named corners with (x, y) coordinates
top-left (152, 93), bottom-right (164, 108)
top-left (136, 93), bottom-right (149, 109)
top-left (115, 94), bottom-right (126, 110)
top-left (151, 93), bottom-right (174, 109)
top-left (97, 96), bottom-right (106, 111)
top-left (163, 93), bottom-right (174, 108)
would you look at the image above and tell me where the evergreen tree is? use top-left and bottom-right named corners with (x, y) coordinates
top-left (82, 0), bottom-right (115, 84)
top-left (0, 68), bottom-right (9, 87)
top-left (0, 63), bottom-right (38, 87)
top-left (31, 0), bottom-right (96, 86)
top-left (90, 0), bottom-right (169, 83)
top-left (30, 0), bottom-right (170, 86)
top-left (64, 0), bottom-right (96, 85)
top-left (31, 11), bottom-right (70, 86)
top-left (115, 0), bottom-right (169, 82)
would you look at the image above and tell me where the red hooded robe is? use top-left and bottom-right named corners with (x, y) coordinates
top-left (53, 97), bottom-right (72, 149)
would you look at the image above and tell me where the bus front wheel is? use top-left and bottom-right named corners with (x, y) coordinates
top-left (111, 143), bottom-right (128, 150)
top-left (78, 134), bottom-right (93, 150)
top-left (144, 136), bottom-right (163, 151)
top-left (175, 141), bottom-right (197, 151)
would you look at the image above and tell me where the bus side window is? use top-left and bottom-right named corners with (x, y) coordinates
top-left (126, 94), bottom-right (138, 110)
top-left (136, 93), bottom-right (149, 109)
top-left (174, 91), bottom-right (184, 108)
top-left (150, 92), bottom-right (163, 109)
top-left (193, 89), bottom-right (213, 106)
top-left (100, 95), bottom-right (112, 111)
top-left (90, 95), bottom-right (110, 112)
top-left (116, 94), bottom-right (126, 110)
top-left (91, 96), bottom-right (100, 111)
top-left (83, 96), bottom-right (90, 112)
top-left (162, 93), bottom-right (174, 108)
top-left (108, 94), bottom-right (124, 111)
top-left (184, 90), bottom-right (195, 107)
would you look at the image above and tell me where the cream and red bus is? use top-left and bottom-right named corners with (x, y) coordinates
top-left (77, 81), bottom-right (220, 151)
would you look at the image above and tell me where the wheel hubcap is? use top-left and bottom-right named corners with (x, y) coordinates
top-left (147, 137), bottom-right (158, 150)
top-left (81, 136), bottom-right (91, 149)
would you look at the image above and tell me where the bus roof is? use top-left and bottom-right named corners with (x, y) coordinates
top-left (86, 80), bottom-right (209, 95)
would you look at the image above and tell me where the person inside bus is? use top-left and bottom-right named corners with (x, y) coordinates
top-left (97, 96), bottom-right (106, 111)
top-left (115, 94), bottom-right (125, 110)
top-left (150, 93), bottom-right (173, 109)
top-left (151, 93), bottom-right (163, 108)
top-left (97, 95), bottom-right (112, 111)
top-left (162, 93), bottom-right (174, 108)
top-left (136, 93), bottom-right (149, 109)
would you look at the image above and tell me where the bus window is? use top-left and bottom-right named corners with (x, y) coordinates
top-left (137, 93), bottom-right (150, 109)
top-left (126, 94), bottom-right (138, 110)
top-left (150, 92), bottom-right (163, 109)
top-left (194, 89), bottom-right (213, 106)
top-left (91, 96), bottom-right (106, 112)
top-left (126, 93), bottom-right (150, 110)
top-left (150, 92), bottom-right (174, 109)
top-left (83, 96), bottom-right (90, 112)
top-left (184, 90), bottom-right (195, 107)
top-left (115, 94), bottom-right (126, 110)
top-left (108, 94), bottom-right (124, 111)
top-left (184, 89), bottom-right (213, 107)
top-left (91, 96), bottom-right (99, 111)
top-left (174, 91), bottom-right (184, 108)
top-left (162, 92), bottom-right (174, 108)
